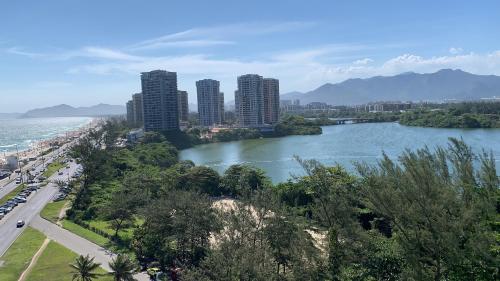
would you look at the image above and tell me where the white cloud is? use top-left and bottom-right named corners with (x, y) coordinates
top-left (66, 48), bottom-right (500, 95)
top-left (353, 58), bottom-right (373, 65)
top-left (449, 47), bottom-right (463, 54)
top-left (5, 46), bottom-right (143, 61)
top-left (6, 47), bottom-right (45, 58)
top-left (128, 21), bottom-right (315, 51)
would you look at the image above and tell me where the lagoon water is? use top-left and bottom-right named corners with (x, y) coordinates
top-left (180, 123), bottom-right (500, 183)
top-left (0, 117), bottom-right (92, 153)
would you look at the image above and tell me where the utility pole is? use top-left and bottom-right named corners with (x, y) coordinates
top-left (15, 144), bottom-right (23, 183)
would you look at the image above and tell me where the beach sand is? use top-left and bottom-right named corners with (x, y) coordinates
top-left (0, 119), bottom-right (98, 167)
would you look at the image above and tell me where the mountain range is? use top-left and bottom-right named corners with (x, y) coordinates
top-left (282, 69), bottom-right (500, 105)
top-left (20, 104), bottom-right (125, 118)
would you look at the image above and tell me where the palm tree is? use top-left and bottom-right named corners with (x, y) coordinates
top-left (70, 254), bottom-right (102, 281)
top-left (109, 254), bottom-right (137, 281)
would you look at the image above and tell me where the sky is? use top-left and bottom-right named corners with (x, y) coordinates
top-left (1, 0), bottom-right (500, 112)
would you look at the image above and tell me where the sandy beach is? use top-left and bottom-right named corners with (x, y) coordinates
top-left (0, 118), bottom-right (99, 168)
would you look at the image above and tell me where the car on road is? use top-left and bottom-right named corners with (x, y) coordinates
top-left (58, 171), bottom-right (64, 175)
top-left (15, 178), bottom-right (22, 184)
top-left (16, 220), bottom-right (25, 228)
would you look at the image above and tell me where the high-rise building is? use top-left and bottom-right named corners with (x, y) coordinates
top-left (141, 70), bottom-right (179, 131)
top-left (219, 92), bottom-right (225, 124)
top-left (177, 90), bottom-right (189, 122)
top-left (126, 100), bottom-right (134, 125)
top-left (263, 78), bottom-right (280, 124)
top-left (236, 74), bottom-right (264, 127)
top-left (196, 79), bottom-right (222, 127)
top-left (132, 93), bottom-right (143, 127)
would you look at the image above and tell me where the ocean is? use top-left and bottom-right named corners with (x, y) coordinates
top-left (0, 117), bottom-right (92, 153)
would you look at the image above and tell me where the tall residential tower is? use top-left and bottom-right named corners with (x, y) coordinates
top-left (132, 93), bottom-right (143, 126)
top-left (196, 79), bottom-right (223, 127)
top-left (263, 78), bottom-right (280, 124)
top-left (235, 74), bottom-right (265, 127)
top-left (177, 90), bottom-right (189, 122)
top-left (141, 70), bottom-right (179, 131)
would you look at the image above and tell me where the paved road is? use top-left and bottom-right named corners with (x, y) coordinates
top-left (0, 161), bottom-right (78, 257)
top-left (0, 144), bottom-right (68, 198)
top-left (31, 216), bottom-right (150, 281)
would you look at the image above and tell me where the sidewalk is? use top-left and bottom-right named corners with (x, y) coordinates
top-left (30, 215), bottom-right (149, 281)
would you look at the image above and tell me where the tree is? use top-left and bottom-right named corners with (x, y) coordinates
top-left (296, 159), bottom-right (361, 281)
top-left (105, 191), bottom-right (137, 238)
top-left (70, 255), bottom-right (102, 281)
top-left (109, 254), bottom-right (137, 281)
top-left (220, 164), bottom-right (270, 197)
top-left (180, 166), bottom-right (221, 196)
top-left (133, 190), bottom-right (220, 271)
top-left (357, 139), bottom-right (499, 280)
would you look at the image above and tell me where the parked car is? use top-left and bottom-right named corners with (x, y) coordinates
top-left (15, 178), bottom-right (22, 184)
top-left (16, 220), bottom-right (25, 228)
top-left (58, 171), bottom-right (64, 175)
top-left (14, 197), bottom-right (27, 203)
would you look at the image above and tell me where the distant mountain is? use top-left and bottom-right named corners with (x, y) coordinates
top-left (282, 69), bottom-right (500, 105)
top-left (21, 103), bottom-right (126, 118)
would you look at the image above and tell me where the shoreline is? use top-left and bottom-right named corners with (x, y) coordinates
top-left (0, 118), bottom-right (98, 167)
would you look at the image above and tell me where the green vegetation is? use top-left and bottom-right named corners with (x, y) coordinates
top-left (400, 102), bottom-right (500, 128)
top-left (42, 158), bottom-right (64, 178)
top-left (0, 183), bottom-right (26, 205)
top-left (61, 220), bottom-right (110, 248)
top-left (64, 120), bottom-right (499, 281)
top-left (25, 241), bottom-right (111, 281)
top-left (274, 115), bottom-right (323, 136)
top-left (0, 227), bottom-right (45, 281)
top-left (108, 254), bottom-right (137, 281)
top-left (40, 199), bottom-right (68, 223)
top-left (212, 128), bottom-right (263, 142)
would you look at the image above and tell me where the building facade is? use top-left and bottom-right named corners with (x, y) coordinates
top-left (219, 92), bottom-right (225, 124)
top-left (141, 70), bottom-right (179, 131)
top-left (126, 100), bottom-right (134, 125)
top-left (263, 78), bottom-right (280, 124)
top-left (235, 74), bottom-right (265, 127)
top-left (177, 90), bottom-right (189, 122)
top-left (196, 79), bottom-right (223, 127)
top-left (132, 93), bottom-right (143, 127)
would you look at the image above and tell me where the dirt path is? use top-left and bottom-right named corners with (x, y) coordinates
top-left (17, 238), bottom-right (50, 281)
top-left (56, 201), bottom-right (70, 226)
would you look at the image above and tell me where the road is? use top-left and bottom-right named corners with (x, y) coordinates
top-left (31, 216), bottom-right (149, 281)
top-left (0, 160), bottom-right (78, 257)
top-left (0, 138), bottom-right (150, 280)
top-left (0, 143), bottom-right (69, 197)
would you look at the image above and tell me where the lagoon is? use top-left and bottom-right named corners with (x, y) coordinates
top-left (180, 123), bottom-right (500, 183)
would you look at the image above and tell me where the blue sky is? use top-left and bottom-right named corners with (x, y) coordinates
top-left (1, 0), bottom-right (500, 112)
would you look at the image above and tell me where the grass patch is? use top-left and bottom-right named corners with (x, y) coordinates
top-left (40, 200), bottom-right (69, 224)
top-left (61, 220), bottom-right (110, 248)
top-left (0, 183), bottom-right (26, 205)
top-left (0, 227), bottom-right (46, 281)
top-left (88, 219), bottom-right (139, 242)
top-left (25, 240), bottom-right (112, 281)
top-left (42, 159), bottom-right (64, 178)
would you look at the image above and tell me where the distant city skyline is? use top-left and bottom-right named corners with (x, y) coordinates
top-left (1, 0), bottom-right (500, 112)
